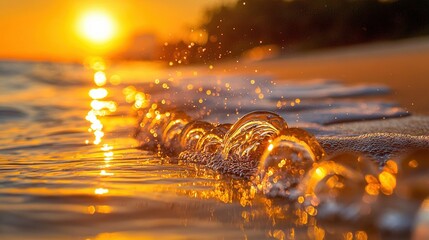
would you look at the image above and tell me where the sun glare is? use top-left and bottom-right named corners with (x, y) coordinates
top-left (78, 11), bottom-right (116, 43)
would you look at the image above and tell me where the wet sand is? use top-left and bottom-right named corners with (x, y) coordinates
top-left (211, 37), bottom-right (429, 114)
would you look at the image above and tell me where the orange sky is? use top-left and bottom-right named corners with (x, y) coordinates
top-left (0, 0), bottom-right (234, 61)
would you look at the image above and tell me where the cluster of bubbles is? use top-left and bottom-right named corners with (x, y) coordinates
top-left (131, 88), bottom-right (429, 234)
top-left (135, 107), bottom-right (330, 199)
top-left (291, 150), bottom-right (429, 234)
top-left (136, 109), bottom-right (298, 177)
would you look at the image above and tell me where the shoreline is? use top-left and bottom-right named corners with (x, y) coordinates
top-left (198, 37), bottom-right (429, 115)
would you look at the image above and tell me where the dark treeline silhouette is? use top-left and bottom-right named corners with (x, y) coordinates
top-left (160, 0), bottom-right (429, 64)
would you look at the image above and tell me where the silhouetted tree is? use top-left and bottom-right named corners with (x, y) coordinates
top-left (161, 0), bottom-right (429, 63)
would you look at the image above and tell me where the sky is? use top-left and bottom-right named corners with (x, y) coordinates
top-left (0, 0), bottom-right (235, 61)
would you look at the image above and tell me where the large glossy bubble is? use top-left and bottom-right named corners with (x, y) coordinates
top-left (297, 153), bottom-right (380, 222)
top-left (196, 123), bottom-right (232, 153)
top-left (256, 128), bottom-right (325, 198)
top-left (179, 121), bottom-right (214, 151)
top-left (222, 111), bottom-right (288, 162)
top-left (161, 111), bottom-right (191, 154)
top-left (180, 124), bottom-right (232, 164)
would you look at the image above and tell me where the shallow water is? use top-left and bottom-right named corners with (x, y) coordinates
top-left (1, 59), bottom-right (429, 240)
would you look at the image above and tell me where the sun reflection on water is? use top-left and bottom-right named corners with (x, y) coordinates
top-left (85, 57), bottom-right (119, 199)
top-left (94, 188), bottom-right (109, 195)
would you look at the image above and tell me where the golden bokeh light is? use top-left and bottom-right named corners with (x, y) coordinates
top-left (94, 71), bottom-right (107, 86)
top-left (78, 10), bottom-right (116, 43)
top-left (94, 188), bottom-right (109, 195)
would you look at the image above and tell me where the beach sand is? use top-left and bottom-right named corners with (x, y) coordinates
top-left (211, 37), bottom-right (429, 115)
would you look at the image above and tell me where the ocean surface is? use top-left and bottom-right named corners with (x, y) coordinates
top-left (1, 59), bottom-right (429, 240)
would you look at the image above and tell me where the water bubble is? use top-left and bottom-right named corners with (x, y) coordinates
top-left (179, 124), bottom-right (224, 164)
top-left (298, 153), bottom-right (380, 222)
top-left (256, 128), bottom-right (325, 198)
top-left (161, 111), bottom-right (191, 155)
top-left (222, 111), bottom-right (287, 161)
top-left (179, 121), bottom-right (214, 151)
top-left (178, 124), bottom-right (233, 165)
top-left (199, 111), bottom-right (288, 178)
top-left (196, 123), bottom-right (232, 153)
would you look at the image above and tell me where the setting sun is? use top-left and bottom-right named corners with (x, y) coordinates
top-left (78, 10), bottom-right (116, 43)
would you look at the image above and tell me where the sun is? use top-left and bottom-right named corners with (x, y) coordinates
top-left (78, 11), bottom-right (116, 43)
